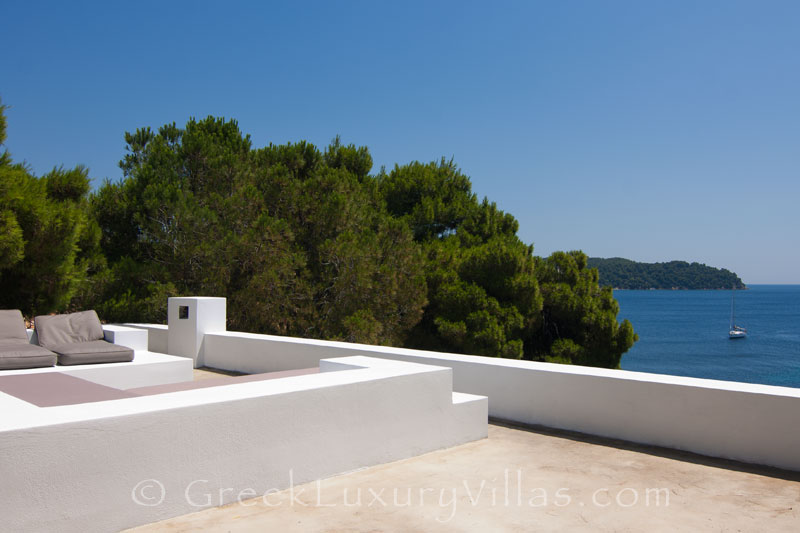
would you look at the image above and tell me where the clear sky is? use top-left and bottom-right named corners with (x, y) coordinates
top-left (2, 0), bottom-right (798, 284)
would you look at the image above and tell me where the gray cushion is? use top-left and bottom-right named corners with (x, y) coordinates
top-left (0, 342), bottom-right (57, 370)
top-left (34, 310), bottom-right (105, 350)
top-left (0, 309), bottom-right (30, 344)
top-left (53, 340), bottom-right (134, 366)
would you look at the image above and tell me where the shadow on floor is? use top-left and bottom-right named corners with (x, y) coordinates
top-left (490, 417), bottom-right (800, 483)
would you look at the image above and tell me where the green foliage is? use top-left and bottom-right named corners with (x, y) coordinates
top-left (410, 235), bottom-right (536, 358)
top-left (379, 162), bottom-right (537, 358)
top-left (374, 158), bottom-right (636, 367)
top-left (86, 119), bottom-right (426, 345)
top-left (0, 98), bottom-right (8, 167)
top-left (44, 165), bottom-right (92, 201)
top-left (379, 158), bottom-right (477, 240)
top-left (533, 251), bottom-right (637, 368)
top-left (0, 196), bottom-right (25, 270)
top-left (588, 257), bottom-right (745, 290)
top-left (324, 135), bottom-right (373, 180)
top-left (0, 109), bottom-right (97, 315)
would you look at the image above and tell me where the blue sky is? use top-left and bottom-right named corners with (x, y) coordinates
top-left (2, 0), bottom-right (799, 283)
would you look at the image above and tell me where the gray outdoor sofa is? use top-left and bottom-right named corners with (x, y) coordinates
top-left (0, 310), bottom-right (57, 370)
top-left (0, 309), bottom-right (133, 369)
top-left (35, 310), bottom-right (134, 365)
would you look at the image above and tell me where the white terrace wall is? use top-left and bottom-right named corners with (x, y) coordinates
top-left (123, 323), bottom-right (168, 354)
top-left (126, 297), bottom-right (800, 471)
top-left (1, 356), bottom-right (486, 533)
top-left (202, 331), bottom-right (800, 471)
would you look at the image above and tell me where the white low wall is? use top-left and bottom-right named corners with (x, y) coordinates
top-left (102, 325), bottom-right (148, 351)
top-left (60, 351), bottom-right (194, 390)
top-left (124, 323), bottom-right (169, 354)
top-left (0, 356), bottom-right (486, 533)
top-left (203, 331), bottom-right (800, 471)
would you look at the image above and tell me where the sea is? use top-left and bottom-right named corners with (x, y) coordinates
top-left (616, 285), bottom-right (800, 389)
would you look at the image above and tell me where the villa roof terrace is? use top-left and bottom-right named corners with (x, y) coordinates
top-left (4, 298), bottom-right (798, 532)
top-left (122, 363), bottom-right (800, 531)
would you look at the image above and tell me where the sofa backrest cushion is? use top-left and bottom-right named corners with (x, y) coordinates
top-left (0, 310), bottom-right (29, 345)
top-left (34, 310), bottom-right (105, 349)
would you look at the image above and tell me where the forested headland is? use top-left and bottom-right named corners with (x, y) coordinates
top-left (0, 100), bottom-right (636, 368)
top-left (588, 257), bottom-right (745, 290)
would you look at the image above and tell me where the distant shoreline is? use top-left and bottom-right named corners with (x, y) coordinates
top-left (589, 257), bottom-right (745, 291)
top-left (612, 287), bottom-right (749, 291)
top-left (613, 284), bottom-right (799, 290)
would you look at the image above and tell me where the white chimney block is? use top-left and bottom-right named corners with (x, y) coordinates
top-left (167, 297), bottom-right (227, 368)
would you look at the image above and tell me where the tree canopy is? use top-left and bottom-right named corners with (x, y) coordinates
top-left (376, 159), bottom-right (636, 365)
top-left (0, 98), bottom-right (99, 315)
top-left (0, 101), bottom-right (637, 368)
top-left (86, 118), bottom-right (426, 345)
top-left (535, 252), bottom-right (636, 367)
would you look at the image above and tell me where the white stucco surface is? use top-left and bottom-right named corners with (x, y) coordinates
top-left (102, 325), bottom-right (148, 351)
top-left (203, 330), bottom-right (800, 471)
top-left (167, 297), bottom-right (226, 367)
top-left (5, 294), bottom-right (798, 532)
top-left (124, 323), bottom-right (168, 353)
top-left (0, 356), bottom-right (487, 533)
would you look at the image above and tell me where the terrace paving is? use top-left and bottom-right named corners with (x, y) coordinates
top-left (193, 367), bottom-right (246, 380)
top-left (126, 421), bottom-right (799, 532)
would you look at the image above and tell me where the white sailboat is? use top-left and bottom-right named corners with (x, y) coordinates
top-left (729, 286), bottom-right (746, 339)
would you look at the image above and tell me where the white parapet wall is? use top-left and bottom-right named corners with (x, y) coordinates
top-left (0, 356), bottom-right (486, 533)
top-left (102, 325), bottom-right (148, 351)
top-left (203, 331), bottom-right (800, 472)
top-left (123, 323), bottom-right (168, 354)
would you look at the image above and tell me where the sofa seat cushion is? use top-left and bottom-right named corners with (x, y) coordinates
top-left (0, 309), bottom-right (31, 344)
top-left (34, 310), bottom-right (105, 350)
top-left (52, 340), bottom-right (134, 366)
top-left (0, 342), bottom-right (57, 370)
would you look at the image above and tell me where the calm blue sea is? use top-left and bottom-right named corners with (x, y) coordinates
top-left (616, 285), bottom-right (800, 389)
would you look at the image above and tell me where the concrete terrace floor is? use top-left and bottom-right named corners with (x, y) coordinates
top-left (127, 418), bottom-right (799, 533)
